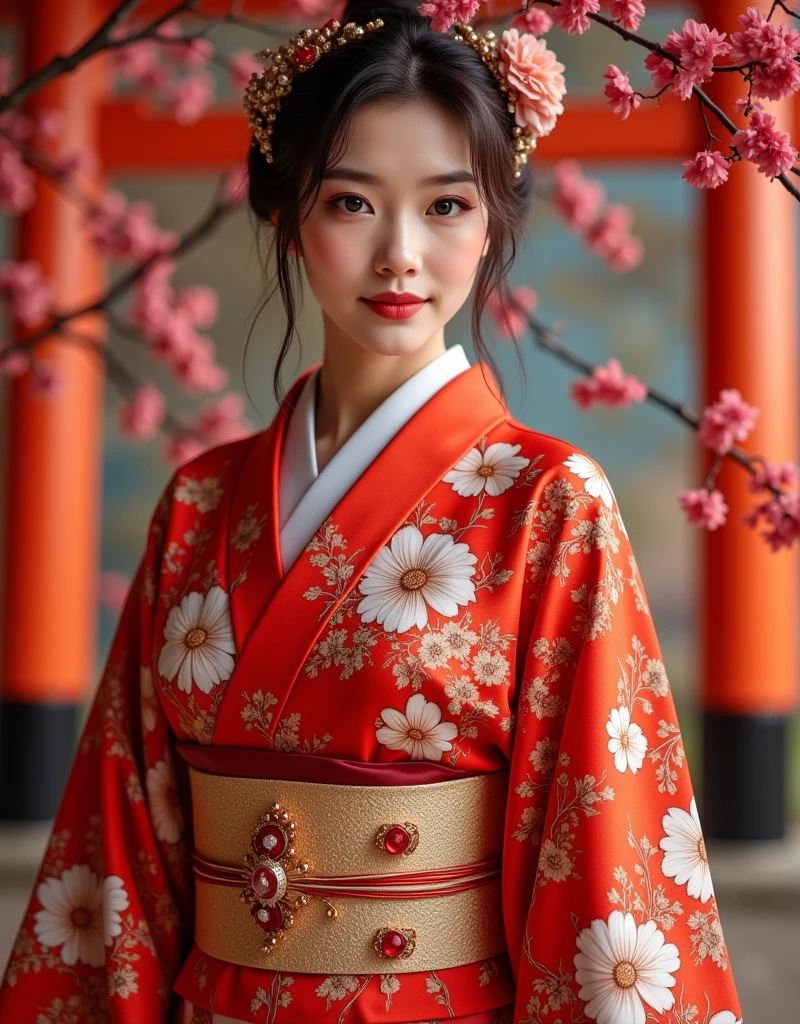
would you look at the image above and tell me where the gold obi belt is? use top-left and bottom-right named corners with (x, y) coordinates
top-left (178, 744), bottom-right (509, 975)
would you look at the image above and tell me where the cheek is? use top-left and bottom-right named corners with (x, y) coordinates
top-left (430, 226), bottom-right (487, 285)
top-left (300, 220), bottom-right (363, 280)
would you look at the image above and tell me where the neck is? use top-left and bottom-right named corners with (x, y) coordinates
top-left (314, 314), bottom-right (448, 454)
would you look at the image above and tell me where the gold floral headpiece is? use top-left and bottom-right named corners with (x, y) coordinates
top-left (242, 17), bottom-right (566, 180)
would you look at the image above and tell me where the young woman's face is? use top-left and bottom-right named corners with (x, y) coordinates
top-left (296, 98), bottom-right (490, 358)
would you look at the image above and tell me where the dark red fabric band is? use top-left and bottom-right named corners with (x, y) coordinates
top-left (175, 742), bottom-right (500, 786)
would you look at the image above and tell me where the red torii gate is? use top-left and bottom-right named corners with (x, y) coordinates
top-left (1, 0), bottom-right (796, 835)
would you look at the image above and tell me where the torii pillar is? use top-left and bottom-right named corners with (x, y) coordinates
top-left (700, 0), bottom-right (799, 839)
top-left (0, 0), bottom-right (106, 820)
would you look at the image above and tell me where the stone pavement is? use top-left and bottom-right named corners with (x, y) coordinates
top-left (1, 824), bottom-right (798, 1020)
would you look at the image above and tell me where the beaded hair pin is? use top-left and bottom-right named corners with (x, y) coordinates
top-left (242, 17), bottom-right (542, 179)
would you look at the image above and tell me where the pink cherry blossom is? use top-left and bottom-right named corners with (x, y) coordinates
top-left (98, 571), bottom-right (132, 614)
top-left (293, 0), bottom-right (338, 15)
top-left (164, 70), bottom-right (215, 125)
top-left (230, 49), bottom-right (260, 92)
top-left (679, 488), bottom-right (729, 530)
top-left (86, 190), bottom-right (178, 263)
top-left (169, 37), bottom-right (215, 69)
top-left (486, 285), bottom-right (538, 341)
top-left (646, 19), bottom-right (730, 100)
top-left (552, 161), bottom-right (606, 230)
top-left (53, 147), bottom-right (99, 183)
top-left (551, 0), bottom-right (600, 37)
top-left (571, 357), bottom-right (648, 409)
top-left (698, 388), bottom-right (760, 454)
top-left (0, 110), bottom-right (33, 143)
top-left (747, 458), bottom-right (798, 494)
top-left (118, 384), bottom-right (166, 440)
top-left (0, 144), bottom-right (35, 213)
top-left (194, 392), bottom-right (253, 445)
top-left (498, 30), bottom-right (566, 139)
top-left (608, 0), bottom-right (646, 32)
top-left (682, 150), bottom-right (729, 189)
top-left (729, 7), bottom-right (800, 102)
top-left (164, 433), bottom-right (206, 467)
top-left (0, 259), bottom-right (53, 326)
top-left (174, 286), bottom-right (218, 329)
top-left (34, 108), bottom-right (63, 140)
top-left (585, 205), bottom-right (644, 272)
top-left (130, 259), bottom-right (175, 338)
top-left (149, 309), bottom-right (199, 365)
top-left (644, 52), bottom-right (678, 92)
top-left (112, 38), bottom-right (161, 83)
top-left (0, 346), bottom-right (30, 377)
top-left (732, 105), bottom-right (798, 180)
top-left (745, 494), bottom-right (800, 550)
top-left (603, 65), bottom-right (641, 120)
top-left (512, 9), bottom-right (553, 36)
top-left (171, 338), bottom-right (228, 394)
top-left (417, 0), bottom-right (482, 34)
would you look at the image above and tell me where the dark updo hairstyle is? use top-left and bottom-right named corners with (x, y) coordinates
top-left (247, 0), bottom-right (533, 408)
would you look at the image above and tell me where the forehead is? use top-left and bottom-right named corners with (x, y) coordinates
top-left (330, 98), bottom-right (474, 181)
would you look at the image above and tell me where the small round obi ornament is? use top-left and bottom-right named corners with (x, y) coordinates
top-left (375, 821), bottom-right (419, 856)
top-left (374, 926), bottom-right (416, 961)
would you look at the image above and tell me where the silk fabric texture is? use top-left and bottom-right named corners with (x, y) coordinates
top-left (0, 349), bottom-right (743, 1023)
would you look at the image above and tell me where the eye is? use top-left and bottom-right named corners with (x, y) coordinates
top-left (325, 193), bottom-right (474, 218)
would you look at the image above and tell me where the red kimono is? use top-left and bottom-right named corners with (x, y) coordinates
top-left (0, 357), bottom-right (743, 1024)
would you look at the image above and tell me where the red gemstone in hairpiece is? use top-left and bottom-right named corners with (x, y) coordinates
top-left (293, 45), bottom-right (316, 66)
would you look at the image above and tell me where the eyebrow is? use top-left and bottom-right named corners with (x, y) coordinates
top-left (321, 167), bottom-right (477, 187)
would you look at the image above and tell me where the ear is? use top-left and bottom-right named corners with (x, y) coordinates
top-left (269, 211), bottom-right (302, 259)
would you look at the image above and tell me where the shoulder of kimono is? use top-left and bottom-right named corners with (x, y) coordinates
top-left (145, 431), bottom-right (263, 542)
top-left (499, 416), bottom-right (610, 486)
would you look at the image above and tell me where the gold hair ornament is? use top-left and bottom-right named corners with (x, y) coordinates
top-left (243, 18), bottom-right (384, 164)
top-left (450, 21), bottom-right (537, 180)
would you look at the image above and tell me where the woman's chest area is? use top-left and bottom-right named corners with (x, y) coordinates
top-left (150, 451), bottom-right (536, 771)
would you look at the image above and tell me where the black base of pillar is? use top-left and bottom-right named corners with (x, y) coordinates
top-left (701, 711), bottom-right (787, 840)
top-left (0, 700), bottom-right (78, 821)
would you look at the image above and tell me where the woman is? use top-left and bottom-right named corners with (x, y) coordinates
top-left (0, 3), bottom-right (743, 1022)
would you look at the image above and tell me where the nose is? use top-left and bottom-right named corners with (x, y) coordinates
top-left (373, 212), bottom-right (424, 278)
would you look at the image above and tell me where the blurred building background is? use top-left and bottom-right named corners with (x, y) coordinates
top-left (0, 0), bottom-right (798, 1019)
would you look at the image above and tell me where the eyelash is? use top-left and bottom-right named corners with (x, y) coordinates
top-left (325, 193), bottom-right (474, 219)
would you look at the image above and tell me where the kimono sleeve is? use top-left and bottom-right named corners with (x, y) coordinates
top-left (0, 473), bottom-right (193, 1023)
top-left (501, 459), bottom-right (743, 1024)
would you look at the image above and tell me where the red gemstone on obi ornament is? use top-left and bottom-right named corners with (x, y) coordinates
top-left (380, 930), bottom-right (407, 958)
top-left (384, 826), bottom-right (411, 855)
top-left (293, 45), bottom-right (315, 65)
top-left (251, 866), bottom-right (279, 900)
top-left (252, 903), bottom-right (284, 932)
top-left (253, 823), bottom-right (287, 859)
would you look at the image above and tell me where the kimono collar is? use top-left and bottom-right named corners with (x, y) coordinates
top-left (278, 345), bottom-right (472, 571)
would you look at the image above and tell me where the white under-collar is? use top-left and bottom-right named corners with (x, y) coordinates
top-left (278, 344), bottom-right (471, 571)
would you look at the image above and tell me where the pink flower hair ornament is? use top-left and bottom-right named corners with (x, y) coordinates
top-left (242, 16), bottom-right (566, 180)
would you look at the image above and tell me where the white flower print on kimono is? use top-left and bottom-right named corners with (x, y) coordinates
top-left (157, 585), bottom-right (235, 694)
top-left (443, 441), bottom-right (530, 496)
top-left (660, 797), bottom-right (714, 902)
top-left (709, 1013), bottom-right (743, 1024)
top-left (564, 453), bottom-right (614, 509)
top-left (356, 524), bottom-right (477, 633)
top-left (376, 693), bottom-right (458, 761)
top-left (574, 910), bottom-right (680, 1024)
top-left (146, 755), bottom-right (184, 844)
top-left (33, 865), bottom-right (129, 967)
top-left (606, 705), bottom-right (648, 774)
